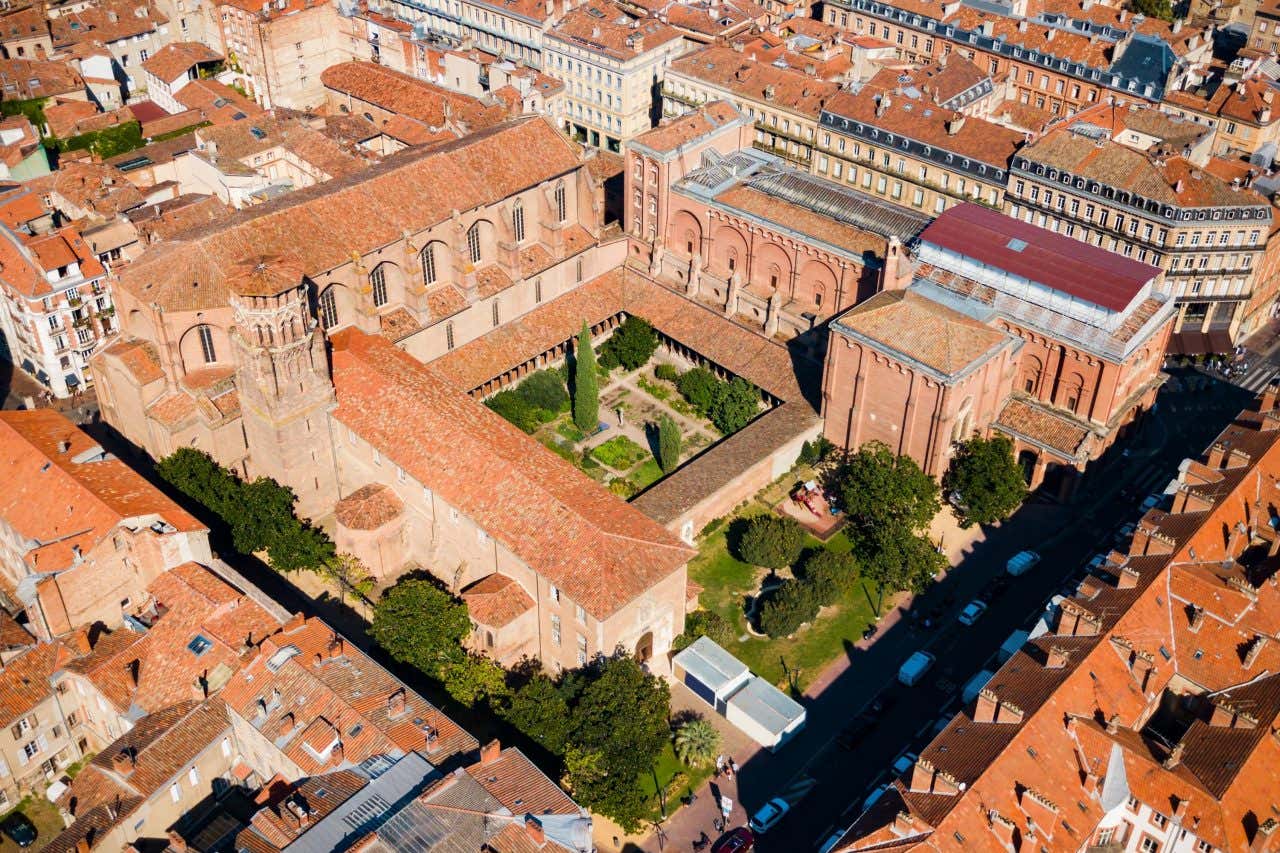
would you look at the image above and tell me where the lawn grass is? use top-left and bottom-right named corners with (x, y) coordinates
top-left (637, 742), bottom-right (715, 822)
top-left (630, 458), bottom-right (665, 489)
top-left (0, 794), bottom-right (66, 852)
top-left (636, 375), bottom-right (672, 401)
top-left (556, 420), bottom-right (586, 443)
top-left (591, 435), bottom-right (648, 470)
top-left (687, 510), bottom-right (877, 692)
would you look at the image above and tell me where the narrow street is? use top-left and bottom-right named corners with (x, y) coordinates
top-left (632, 366), bottom-right (1255, 853)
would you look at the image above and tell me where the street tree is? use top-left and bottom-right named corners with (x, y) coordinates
top-left (370, 578), bottom-right (470, 679)
top-left (943, 435), bottom-right (1027, 528)
top-left (833, 441), bottom-right (941, 536)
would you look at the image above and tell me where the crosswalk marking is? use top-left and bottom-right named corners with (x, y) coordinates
top-left (1239, 365), bottom-right (1280, 393)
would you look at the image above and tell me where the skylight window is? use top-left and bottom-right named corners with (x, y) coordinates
top-left (1006, 238), bottom-right (1028, 252)
top-left (187, 634), bottom-right (212, 656)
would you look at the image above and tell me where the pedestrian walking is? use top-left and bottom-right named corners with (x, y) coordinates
top-left (729, 758), bottom-right (739, 776)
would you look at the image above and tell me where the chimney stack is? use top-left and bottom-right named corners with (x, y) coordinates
top-left (387, 690), bottom-right (406, 718)
top-left (1046, 646), bottom-right (1069, 668)
top-left (481, 738), bottom-right (502, 765)
top-left (525, 816), bottom-right (545, 845)
top-left (111, 749), bottom-right (135, 775)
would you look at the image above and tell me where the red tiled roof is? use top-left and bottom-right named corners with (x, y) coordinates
top-left (141, 41), bottom-right (221, 82)
top-left (334, 483), bottom-right (403, 530)
top-left (0, 410), bottom-right (203, 575)
top-left (919, 204), bottom-right (1160, 312)
top-left (118, 117), bottom-right (583, 312)
top-left (461, 574), bottom-right (535, 628)
top-left (330, 327), bottom-right (692, 620)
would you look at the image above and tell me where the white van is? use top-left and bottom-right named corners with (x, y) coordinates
top-left (898, 651), bottom-right (936, 686)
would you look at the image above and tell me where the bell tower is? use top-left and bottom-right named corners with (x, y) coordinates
top-left (229, 254), bottom-right (338, 521)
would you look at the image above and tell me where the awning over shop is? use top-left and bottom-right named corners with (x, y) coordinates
top-left (1167, 329), bottom-right (1234, 356)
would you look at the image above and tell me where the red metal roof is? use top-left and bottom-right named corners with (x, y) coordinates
top-left (918, 203), bottom-right (1160, 313)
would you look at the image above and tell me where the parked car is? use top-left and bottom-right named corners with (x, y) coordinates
top-left (898, 651), bottom-right (936, 686)
top-left (1, 812), bottom-right (36, 848)
top-left (861, 784), bottom-right (890, 813)
top-left (1140, 493), bottom-right (1164, 513)
top-left (891, 750), bottom-right (918, 777)
top-left (748, 798), bottom-right (791, 834)
top-left (957, 600), bottom-right (988, 625)
top-left (712, 827), bottom-right (755, 853)
top-left (1087, 553), bottom-right (1106, 571)
top-left (1114, 522), bottom-right (1136, 544)
top-left (818, 829), bottom-right (846, 853)
top-left (1006, 550), bottom-right (1041, 576)
top-left (837, 712), bottom-right (876, 750)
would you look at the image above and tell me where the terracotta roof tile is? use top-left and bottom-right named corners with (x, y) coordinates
top-left (334, 483), bottom-right (404, 530)
top-left (0, 410), bottom-right (202, 575)
top-left (330, 327), bottom-right (692, 620)
top-left (993, 395), bottom-right (1094, 458)
top-left (833, 289), bottom-right (1010, 376)
top-left (119, 118), bottom-right (583, 312)
top-left (461, 574), bottom-right (535, 629)
top-left (667, 45), bottom-right (840, 119)
top-left (321, 61), bottom-right (511, 134)
top-left (140, 41), bottom-right (220, 82)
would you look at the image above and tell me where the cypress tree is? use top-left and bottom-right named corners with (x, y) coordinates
top-left (573, 321), bottom-right (599, 433)
top-left (657, 414), bottom-right (680, 473)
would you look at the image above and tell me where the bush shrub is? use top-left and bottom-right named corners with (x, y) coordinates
top-left (486, 390), bottom-right (542, 434)
top-left (798, 436), bottom-right (835, 467)
top-left (673, 609), bottom-right (736, 651)
top-left (709, 377), bottom-right (759, 435)
top-left (759, 580), bottom-right (819, 637)
top-left (602, 316), bottom-right (659, 371)
top-left (677, 367), bottom-right (719, 415)
top-left (736, 514), bottom-right (805, 569)
top-left (517, 369), bottom-right (569, 414)
top-left (654, 363), bottom-right (679, 382)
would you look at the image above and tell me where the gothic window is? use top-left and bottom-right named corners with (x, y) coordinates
top-left (513, 202), bottom-right (525, 243)
top-left (371, 264), bottom-right (388, 308)
top-left (554, 182), bottom-right (566, 222)
top-left (446, 321), bottom-right (455, 350)
top-left (197, 324), bottom-right (216, 363)
top-left (318, 288), bottom-right (338, 329)
top-left (467, 223), bottom-right (482, 265)
top-left (420, 244), bottom-right (436, 285)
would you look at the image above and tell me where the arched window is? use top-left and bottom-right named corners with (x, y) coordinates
top-left (554, 182), bottom-right (566, 222)
top-left (421, 244), bottom-right (437, 285)
top-left (512, 202), bottom-right (525, 243)
top-left (467, 223), bottom-right (482, 265)
top-left (197, 324), bottom-right (216, 363)
top-left (814, 288), bottom-right (824, 308)
top-left (318, 288), bottom-right (338, 329)
top-left (371, 264), bottom-right (388, 308)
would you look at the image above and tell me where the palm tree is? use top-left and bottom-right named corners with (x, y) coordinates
top-left (673, 718), bottom-right (721, 768)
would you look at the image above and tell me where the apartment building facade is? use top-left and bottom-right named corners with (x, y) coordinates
top-left (822, 0), bottom-right (1213, 116)
top-left (545, 3), bottom-right (688, 151)
top-left (1004, 102), bottom-right (1274, 349)
top-left (0, 224), bottom-right (116, 398)
top-left (814, 58), bottom-right (1024, 216)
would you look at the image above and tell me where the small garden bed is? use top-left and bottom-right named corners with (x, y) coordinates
top-left (591, 435), bottom-right (649, 470)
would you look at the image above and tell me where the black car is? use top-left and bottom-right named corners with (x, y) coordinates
top-left (1, 812), bottom-right (36, 848)
top-left (836, 712), bottom-right (876, 749)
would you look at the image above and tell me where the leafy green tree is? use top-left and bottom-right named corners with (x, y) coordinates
top-left (565, 653), bottom-right (670, 832)
top-left (676, 367), bottom-right (719, 415)
top-left (673, 718), bottom-right (720, 768)
top-left (319, 552), bottom-right (376, 606)
top-left (155, 448), bottom-right (333, 572)
top-left (440, 654), bottom-right (511, 708)
top-left (800, 548), bottom-right (857, 605)
top-left (603, 316), bottom-right (659, 370)
top-left (834, 441), bottom-right (941, 536)
top-left (573, 322), bottom-right (599, 432)
top-left (1132, 0), bottom-right (1173, 20)
top-left (657, 414), bottom-right (681, 473)
top-left (736, 514), bottom-right (805, 570)
top-left (673, 609), bottom-right (736, 651)
top-left (943, 435), bottom-right (1027, 528)
top-left (798, 436), bottom-right (835, 467)
top-left (516, 369), bottom-right (569, 414)
top-left (370, 578), bottom-right (470, 678)
top-left (709, 377), bottom-right (760, 434)
top-left (858, 527), bottom-right (947, 612)
top-left (501, 673), bottom-right (573, 755)
top-left (759, 580), bottom-right (819, 638)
